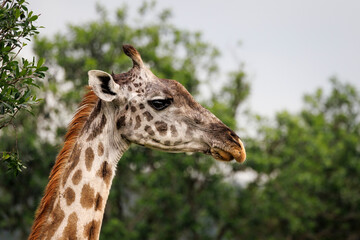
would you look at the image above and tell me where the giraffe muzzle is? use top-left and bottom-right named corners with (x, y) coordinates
top-left (210, 138), bottom-right (246, 163)
top-left (205, 127), bottom-right (247, 163)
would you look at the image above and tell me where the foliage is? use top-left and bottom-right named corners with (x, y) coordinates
top-left (1, 151), bottom-right (26, 176)
top-left (0, 0), bottom-right (47, 175)
top-left (243, 78), bottom-right (360, 239)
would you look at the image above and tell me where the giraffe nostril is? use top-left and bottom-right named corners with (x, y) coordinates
top-left (227, 134), bottom-right (241, 148)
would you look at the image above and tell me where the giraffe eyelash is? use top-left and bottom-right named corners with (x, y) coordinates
top-left (148, 98), bottom-right (173, 111)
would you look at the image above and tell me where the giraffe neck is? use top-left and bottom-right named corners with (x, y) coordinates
top-left (39, 100), bottom-right (129, 240)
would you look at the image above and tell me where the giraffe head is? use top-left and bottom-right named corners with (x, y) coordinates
top-left (89, 45), bottom-right (246, 162)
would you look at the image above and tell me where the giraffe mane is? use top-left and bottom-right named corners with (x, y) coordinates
top-left (28, 87), bottom-right (98, 240)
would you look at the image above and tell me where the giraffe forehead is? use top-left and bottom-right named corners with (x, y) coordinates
top-left (158, 79), bottom-right (203, 110)
top-left (113, 70), bottom-right (198, 110)
top-left (145, 81), bottom-right (172, 97)
top-left (113, 75), bottom-right (211, 127)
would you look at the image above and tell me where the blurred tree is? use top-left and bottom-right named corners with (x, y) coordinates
top-left (0, 2), bottom-right (249, 239)
top-left (0, 0), bottom-right (48, 175)
top-left (242, 78), bottom-right (360, 239)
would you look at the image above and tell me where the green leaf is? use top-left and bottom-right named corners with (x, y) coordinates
top-left (36, 66), bottom-right (48, 72)
top-left (3, 46), bottom-right (12, 52)
top-left (37, 57), bottom-right (45, 68)
top-left (1, 101), bottom-right (14, 113)
top-left (2, 152), bottom-right (10, 160)
top-left (15, 8), bottom-right (21, 19)
top-left (22, 89), bottom-right (32, 100)
top-left (14, 92), bottom-right (21, 99)
top-left (29, 15), bottom-right (38, 22)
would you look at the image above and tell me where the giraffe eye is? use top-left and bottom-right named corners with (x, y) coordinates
top-left (148, 98), bottom-right (173, 111)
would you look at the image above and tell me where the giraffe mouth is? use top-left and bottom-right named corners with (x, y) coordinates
top-left (210, 147), bottom-right (245, 163)
top-left (210, 148), bottom-right (233, 161)
top-left (209, 139), bottom-right (246, 163)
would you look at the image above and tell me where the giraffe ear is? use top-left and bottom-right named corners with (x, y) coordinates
top-left (88, 70), bottom-right (118, 102)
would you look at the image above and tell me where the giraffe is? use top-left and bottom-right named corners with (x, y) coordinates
top-left (28, 44), bottom-right (246, 240)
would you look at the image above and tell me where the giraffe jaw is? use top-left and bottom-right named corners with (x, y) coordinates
top-left (141, 140), bottom-right (246, 163)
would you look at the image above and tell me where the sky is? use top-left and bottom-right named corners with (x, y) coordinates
top-left (26, 0), bottom-right (360, 117)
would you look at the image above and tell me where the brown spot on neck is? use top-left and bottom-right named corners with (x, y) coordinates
top-left (82, 100), bottom-right (102, 134)
top-left (85, 147), bottom-right (95, 171)
top-left (80, 183), bottom-right (95, 209)
top-left (94, 193), bottom-right (103, 211)
top-left (96, 161), bottom-right (112, 186)
top-left (61, 212), bottom-right (78, 239)
top-left (97, 142), bottom-right (104, 156)
top-left (64, 187), bottom-right (75, 206)
top-left (41, 202), bottom-right (65, 240)
top-left (86, 114), bottom-right (107, 141)
top-left (72, 169), bottom-right (82, 185)
top-left (62, 143), bottom-right (82, 187)
top-left (83, 220), bottom-right (100, 240)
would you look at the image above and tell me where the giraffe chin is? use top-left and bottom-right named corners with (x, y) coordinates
top-left (210, 147), bottom-right (246, 163)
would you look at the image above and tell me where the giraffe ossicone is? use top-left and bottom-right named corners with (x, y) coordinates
top-left (28, 44), bottom-right (246, 240)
